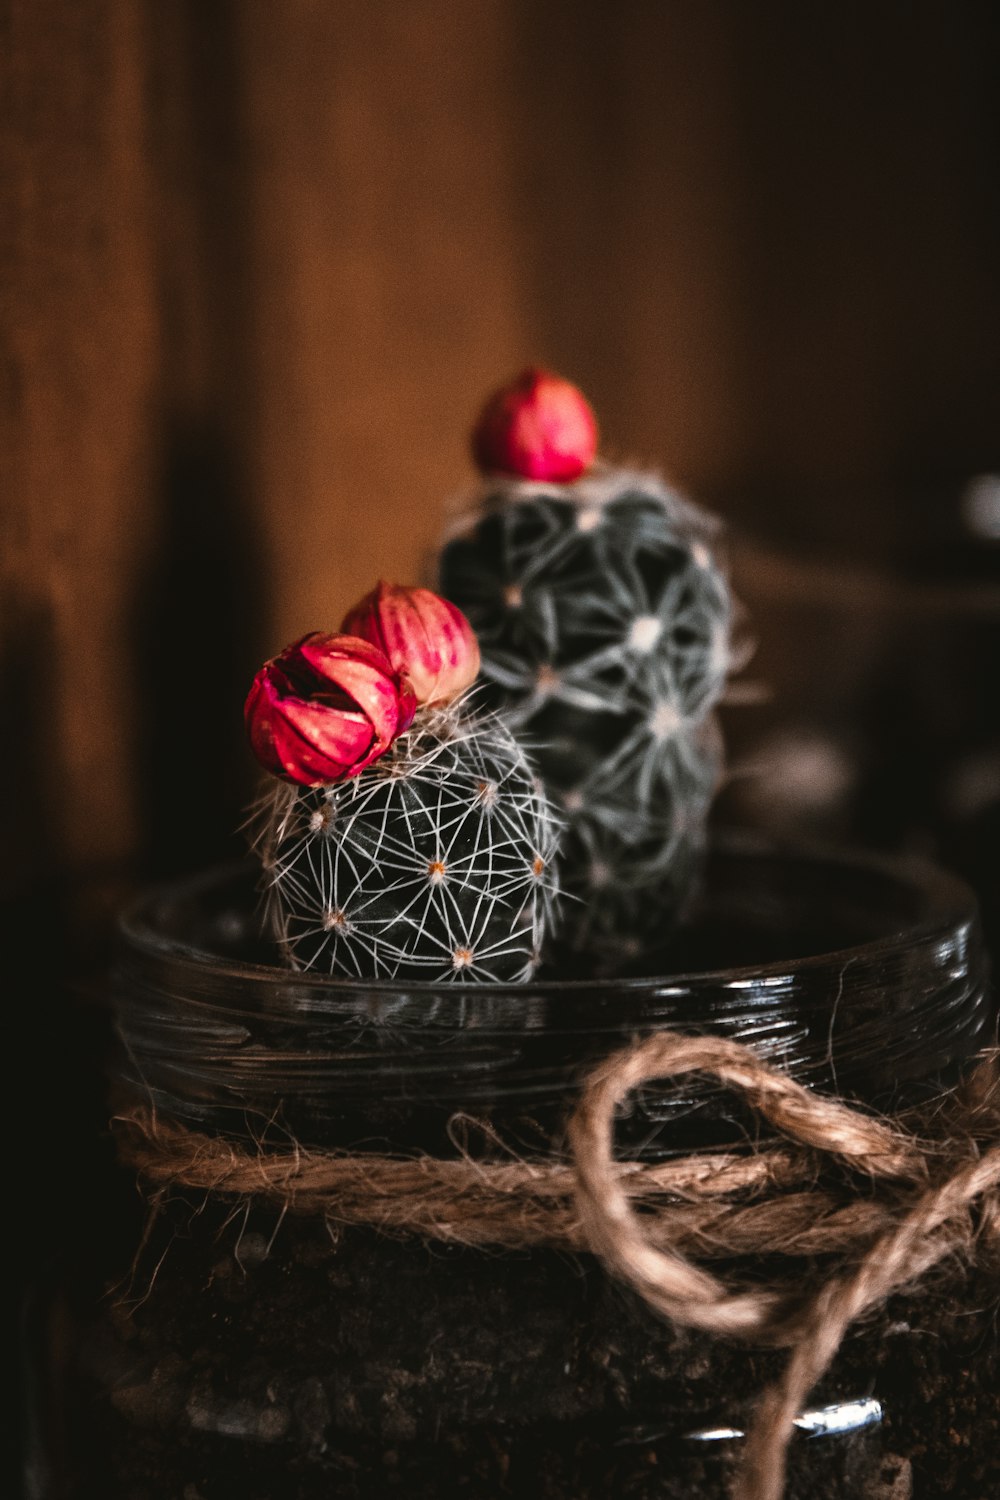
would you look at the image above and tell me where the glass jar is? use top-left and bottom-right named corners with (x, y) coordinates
top-left (28, 839), bottom-right (997, 1500)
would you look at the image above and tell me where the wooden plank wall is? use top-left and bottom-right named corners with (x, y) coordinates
top-left (3, 0), bottom-right (999, 916)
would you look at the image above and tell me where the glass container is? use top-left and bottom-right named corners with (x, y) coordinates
top-left (27, 839), bottom-right (998, 1500)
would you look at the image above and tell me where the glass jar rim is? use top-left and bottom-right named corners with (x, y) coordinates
top-left (113, 835), bottom-right (990, 1148)
top-left (118, 832), bottom-right (979, 998)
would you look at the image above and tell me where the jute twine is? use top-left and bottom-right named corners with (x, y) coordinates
top-left (115, 1031), bottom-right (1000, 1500)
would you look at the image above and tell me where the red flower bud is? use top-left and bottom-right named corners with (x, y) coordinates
top-left (245, 633), bottom-right (416, 786)
top-left (341, 582), bottom-right (480, 706)
top-left (471, 367), bottom-right (598, 482)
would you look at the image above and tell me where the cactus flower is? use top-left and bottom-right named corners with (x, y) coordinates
top-left (245, 633), bottom-right (416, 786)
top-left (341, 581), bottom-right (480, 706)
top-left (471, 366), bottom-right (598, 482)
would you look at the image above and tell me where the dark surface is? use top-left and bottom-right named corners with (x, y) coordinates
top-left (35, 1208), bottom-right (1000, 1499)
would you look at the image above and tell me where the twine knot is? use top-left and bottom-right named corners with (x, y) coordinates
top-left (116, 1030), bottom-right (1000, 1500)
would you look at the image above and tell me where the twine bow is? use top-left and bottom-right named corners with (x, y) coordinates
top-left (116, 1030), bottom-right (1000, 1500)
top-left (568, 1033), bottom-right (1000, 1500)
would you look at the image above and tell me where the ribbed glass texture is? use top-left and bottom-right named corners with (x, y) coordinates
top-left (115, 839), bottom-right (991, 1155)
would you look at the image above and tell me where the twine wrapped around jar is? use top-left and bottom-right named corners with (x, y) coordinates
top-left (116, 1030), bottom-right (1000, 1500)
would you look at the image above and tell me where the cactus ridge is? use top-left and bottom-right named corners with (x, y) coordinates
top-left (443, 472), bottom-right (729, 724)
top-left (253, 703), bottom-right (562, 983)
top-left (439, 467), bottom-right (731, 967)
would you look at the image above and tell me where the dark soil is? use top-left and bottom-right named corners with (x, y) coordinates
top-left (36, 1202), bottom-right (1000, 1500)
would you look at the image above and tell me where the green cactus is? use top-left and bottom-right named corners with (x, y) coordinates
top-left (439, 464), bottom-right (731, 972)
top-left (252, 703), bottom-right (562, 983)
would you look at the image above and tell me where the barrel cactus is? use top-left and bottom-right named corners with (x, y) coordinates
top-left (438, 368), bottom-right (732, 972)
top-left (245, 585), bottom-right (562, 983)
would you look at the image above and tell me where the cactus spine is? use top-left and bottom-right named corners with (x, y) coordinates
top-left (254, 702), bottom-right (562, 983)
top-left (440, 426), bottom-right (732, 972)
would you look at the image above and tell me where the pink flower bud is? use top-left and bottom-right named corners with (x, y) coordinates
top-left (471, 367), bottom-right (598, 482)
top-left (341, 582), bottom-right (480, 706)
top-left (245, 633), bottom-right (416, 786)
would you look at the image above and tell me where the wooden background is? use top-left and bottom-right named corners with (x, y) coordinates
top-left (3, 0), bottom-right (999, 926)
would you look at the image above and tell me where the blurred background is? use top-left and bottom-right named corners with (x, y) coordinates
top-left (3, 0), bottom-right (1000, 1464)
top-left (4, 0), bottom-right (999, 934)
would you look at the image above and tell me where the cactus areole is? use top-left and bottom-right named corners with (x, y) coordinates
top-left (246, 586), bottom-right (563, 981)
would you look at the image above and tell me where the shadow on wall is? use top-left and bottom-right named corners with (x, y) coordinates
top-left (0, 594), bottom-right (61, 912)
top-left (2, 595), bottom-right (125, 1493)
top-left (132, 421), bottom-right (269, 881)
